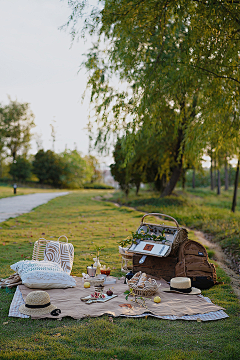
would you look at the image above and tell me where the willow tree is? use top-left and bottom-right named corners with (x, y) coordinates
top-left (65, 0), bottom-right (240, 195)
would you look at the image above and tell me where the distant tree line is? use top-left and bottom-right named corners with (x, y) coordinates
top-left (0, 98), bottom-right (104, 189)
top-left (110, 133), bottom-right (239, 195)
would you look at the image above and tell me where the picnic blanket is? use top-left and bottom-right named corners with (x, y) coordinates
top-left (9, 278), bottom-right (228, 321)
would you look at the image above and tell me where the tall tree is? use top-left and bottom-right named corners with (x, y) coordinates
top-left (231, 158), bottom-right (240, 213)
top-left (65, 0), bottom-right (240, 195)
top-left (32, 150), bottom-right (62, 187)
top-left (224, 156), bottom-right (229, 191)
top-left (84, 155), bottom-right (102, 183)
top-left (0, 98), bottom-right (35, 161)
top-left (60, 149), bottom-right (94, 188)
top-left (110, 137), bottom-right (133, 196)
top-left (9, 156), bottom-right (32, 182)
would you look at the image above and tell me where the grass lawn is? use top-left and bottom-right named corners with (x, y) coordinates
top-left (0, 190), bottom-right (239, 360)
top-left (0, 185), bottom-right (67, 200)
top-left (111, 187), bottom-right (240, 262)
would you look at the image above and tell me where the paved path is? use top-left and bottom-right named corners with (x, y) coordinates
top-left (0, 192), bottom-right (69, 223)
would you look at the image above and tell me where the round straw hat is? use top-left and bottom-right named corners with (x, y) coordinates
top-left (19, 291), bottom-right (57, 316)
top-left (162, 277), bottom-right (201, 295)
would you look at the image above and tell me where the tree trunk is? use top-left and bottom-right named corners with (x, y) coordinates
top-left (192, 167), bottom-right (195, 189)
top-left (210, 154), bottom-right (214, 190)
top-left (161, 95), bottom-right (187, 197)
top-left (135, 182), bottom-right (140, 195)
top-left (213, 159), bottom-right (216, 189)
top-left (161, 165), bottom-right (182, 197)
top-left (224, 159), bottom-right (229, 191)
top-left (217, 169), bottom-right (221, 195)
top-left (182, 169), bottom-right (186, 190)
top-left (231, 159), bottom-right (240, 213)
top-left (229, 165), bottom-right (231, 187)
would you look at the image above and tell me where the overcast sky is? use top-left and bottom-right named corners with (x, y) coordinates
top-left (0, 0), bottom-right (113, 166)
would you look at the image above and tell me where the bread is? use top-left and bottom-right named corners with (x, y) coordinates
top-left (128, 271), bottom-right (141, 285)
top-left (137, 273), bottom-right (147, 288)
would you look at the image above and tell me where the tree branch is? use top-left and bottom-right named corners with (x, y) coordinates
top-left (190, 64), bottom-right (240, 84)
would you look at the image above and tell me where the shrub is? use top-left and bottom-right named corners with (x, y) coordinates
top-left (83, 183), bottom-right (114, 189)
top-left (9, 156), bottom-right (32, 182)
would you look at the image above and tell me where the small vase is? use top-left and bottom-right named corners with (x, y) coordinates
top-left (93, 257), bottom-right (101, 275)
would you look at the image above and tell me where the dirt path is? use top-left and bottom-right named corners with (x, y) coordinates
top-left (195, 230), bottom-right (240, 300)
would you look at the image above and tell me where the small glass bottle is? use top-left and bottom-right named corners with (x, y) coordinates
top-left (93, 257), bottom-right (101, 275)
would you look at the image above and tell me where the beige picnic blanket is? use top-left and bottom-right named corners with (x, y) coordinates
top-left (18, 278), bottom-right (224, 319)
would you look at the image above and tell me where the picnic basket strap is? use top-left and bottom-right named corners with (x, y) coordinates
top-left (177, 240), bottom-right (186, 262)
top-left (57, 235), bottom-right (68, 243)
top-left (210, 263), bottom-right (217, 282)
top-left (171, 229), bottom-right (188, 255)
top-left (175, 259), bottom-right (187, 277)
top-left (141, 213), bottom-right (179, 228)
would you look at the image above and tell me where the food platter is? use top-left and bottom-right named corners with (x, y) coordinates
top-left (80, 293), bottom-right (118, 304)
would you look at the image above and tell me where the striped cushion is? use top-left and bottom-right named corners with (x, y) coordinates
top-left (44, 241), bottom-right (74, 274)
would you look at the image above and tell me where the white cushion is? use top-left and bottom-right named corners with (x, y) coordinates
top-left (11, 260), bottom-right (61, 275)
top-left (10, 260), bottom-right (76, 289)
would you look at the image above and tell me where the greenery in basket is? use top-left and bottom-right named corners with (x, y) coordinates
top-left (118, 236), bottom-right (132, 249)
top-left (118, 228), bottom-right (166, 248)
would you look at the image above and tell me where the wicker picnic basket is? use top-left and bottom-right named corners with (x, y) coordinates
top-left (127, 275), bottom-right (159, 297)
top-left (32, 235), bottom-right (68, 260)
top-left (136, 213), bottom-right (188, 256)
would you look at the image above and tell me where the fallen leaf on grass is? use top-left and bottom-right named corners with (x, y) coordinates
top-left (108, 317), bottom-right (113, 323)
top-left (53, 333), bottom-right (61, 337)
top-left (3, 322), bottom-right (8, 325)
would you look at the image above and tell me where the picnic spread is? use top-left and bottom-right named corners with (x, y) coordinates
top-left (1, 212), bottom-right (229, 322)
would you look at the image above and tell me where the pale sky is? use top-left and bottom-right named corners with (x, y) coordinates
top-left (0, 0), bottom-right (113, 166)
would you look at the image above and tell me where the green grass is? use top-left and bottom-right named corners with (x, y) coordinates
top-left (110, 187), bottom-right (240, 261)
top-left (0, 190), bottom-right (239, 360)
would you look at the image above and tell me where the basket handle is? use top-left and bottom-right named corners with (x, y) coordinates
top-left (141, 213), bottom-right (179, 228)
top-left (57, 235), bottom-right (68, 243)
